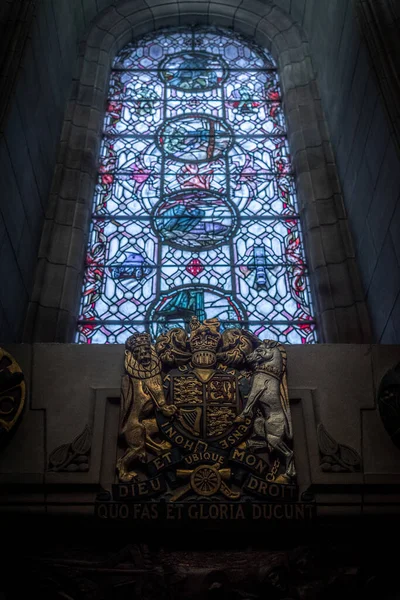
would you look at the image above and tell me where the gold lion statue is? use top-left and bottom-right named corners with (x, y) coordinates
top-left (117, 332), bottom-right (177, 482)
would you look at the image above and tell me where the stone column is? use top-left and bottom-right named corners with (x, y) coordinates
top-left (355, 0), bottom-right (400, 156)
top-left (0, 0), bottom-right (36, 131)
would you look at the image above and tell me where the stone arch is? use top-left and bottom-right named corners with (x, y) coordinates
top-left (25, 0), bottom-right (371, 343)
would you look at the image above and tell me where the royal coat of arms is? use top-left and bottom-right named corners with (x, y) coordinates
top-left (115, 317), bottom-right (296, 505)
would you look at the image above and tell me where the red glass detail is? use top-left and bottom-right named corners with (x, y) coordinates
top-left (101, 174), bottom-right (114, 185)
top-left (186, 259), bottom-right (204, 277)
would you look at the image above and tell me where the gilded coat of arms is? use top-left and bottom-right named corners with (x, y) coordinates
top-left (115, 317), bottom-right (295, 504)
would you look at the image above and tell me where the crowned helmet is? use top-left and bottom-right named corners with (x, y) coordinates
top-left (189, 317), bottom-right (222, 368)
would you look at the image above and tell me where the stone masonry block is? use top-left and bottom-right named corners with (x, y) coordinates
top-left (209, 1), bottom-right (239, 26)
top-left (302, 123), bottom-right (324, 148)
top-left (52, 199), bottom-right (81, 229)
top-left (82, 45), bottom-right (101, 64)
top-left (108, 16), bottom-right (131, 40)
top-left (306, 227), bottom-right (328, 270)
top-left (312, 265), bottom-right (335, 312)
top-left (315, 197), bottom-right (339, 226)
top-left (286, 106), bottom-right (302, 135)
top-left (327, 261), bottom-right (358, 307)
top-left (296, 171), bottom-right (313, 209)
top-left (318, 309), bottom-right (339, 343)
top-left (210, 0), bottom-right (243, 6)
top-left (59, 266), bottom-right (81, 312)
top-left (46, 223), bottom-right (74, 265)
top-left (179, 1), bottom-right (209, 15)
top-left (254, 28), bottom-right (275, 55)
top-left (40, 263), bottom-right (67, 310)
top-left (280, 57), bottom-right (314, 91)
top-left (320, 222), bottom-right (347, 264)
top-left (58, 168), bottom-right (95, 204)
top-left (179, 12), bottom-right (208, 26)
top-left (233, 17), bottom-right (258, 38)
top-left (310, 166), bottom-right (334, 200)
top-left (66, 227), bottom-right (86, 271)
top-left (294, 146), bottom-right (326, 175)
top-left (288, 129), bottom-right (306, 156)
top-left (130, 17), bottom-right (157, 38)
top-left (63, 146), bottom-right (97, 175)
top-left (77, 84), bottom-right (106, 111)
top-left (208, 12), bottom-right (234, 29)
top-left (268, 5), bottom-right (294, 33)
top-left (301, 201), bottom-right (319, 231)
top-left (279, 44), bottom-right (308, 68)
top-left (113, 28), bottom-right (136, 53)
top-left (86, 26), bottom-right (115, 51)
top-left (115, 0), bottom-right (148, 17)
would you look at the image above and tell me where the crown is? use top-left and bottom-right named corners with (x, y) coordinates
top-left (189, 318), bottom-right (221, 367)
top-left (125, 332), bottom-right (152, 350)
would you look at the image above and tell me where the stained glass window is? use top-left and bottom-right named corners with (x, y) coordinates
top-left (76, 27), bottom-right (317, 344)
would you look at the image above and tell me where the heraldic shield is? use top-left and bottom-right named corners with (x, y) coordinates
top-left (114, 317), bottom-right (296, 504)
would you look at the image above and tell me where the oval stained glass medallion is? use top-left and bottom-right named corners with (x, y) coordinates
top-left (152, 191), bottom-right (238, 251)
top-left (148, 286), bottom-right (246, 339)
top-left (159, 52), bottom-right (227, 90)
top-left (158, 116), bottom-right (233, 162)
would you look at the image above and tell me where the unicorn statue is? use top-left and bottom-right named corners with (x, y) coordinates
top-left (236, 340), bottom-right (295, 484)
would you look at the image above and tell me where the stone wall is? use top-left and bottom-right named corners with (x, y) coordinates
top-left (1, 343), bottom-right (399, 517)
top-left (306, 0), bottom-right (400, 343)
top-left (0, 0), bottom-right (399, 342)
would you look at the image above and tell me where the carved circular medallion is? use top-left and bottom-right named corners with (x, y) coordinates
top-left (0, 348), bottom-right (25, 439)
top-left (159, 52), bottom-right (227, 90)
top-left (158, 116), bottom-right (233, 162)
top-left (190, 465), bottom-right (221, 496)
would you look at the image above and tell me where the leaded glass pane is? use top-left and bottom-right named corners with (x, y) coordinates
top-left (77, 27), bottom-right (317, 344)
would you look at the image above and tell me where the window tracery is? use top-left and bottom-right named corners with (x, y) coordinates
top-left (76, 27), bottom-right (316, 344)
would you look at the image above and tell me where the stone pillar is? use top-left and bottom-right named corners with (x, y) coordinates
top-left (355, 0), bottom-right (400, 156)
top-left (0, 0), bottom-right (36, 131)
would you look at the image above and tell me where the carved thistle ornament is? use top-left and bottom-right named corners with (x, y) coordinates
top-left (99, 319), bottom-right (311, 521)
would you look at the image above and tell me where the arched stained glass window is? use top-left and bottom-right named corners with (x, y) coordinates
top-left (76, 27), bottom-right (317, 344)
